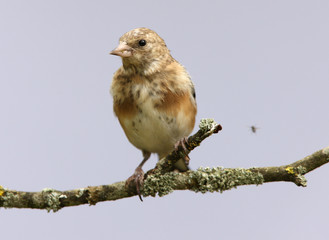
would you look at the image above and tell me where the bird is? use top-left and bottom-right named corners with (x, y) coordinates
top-left (110, 28), bottom-right (197, 200)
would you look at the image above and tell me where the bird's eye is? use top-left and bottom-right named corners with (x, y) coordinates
top-left (138, 39), bottom-right (147, 46)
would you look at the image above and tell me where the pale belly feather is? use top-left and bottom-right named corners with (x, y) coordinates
top-left (120, 100), bottom-right (190, 157)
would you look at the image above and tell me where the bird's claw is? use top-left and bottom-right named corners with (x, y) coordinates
top-left (126, 167), bottom-right (145, 201)
top-left (174, 137), bottom-right (190, 166)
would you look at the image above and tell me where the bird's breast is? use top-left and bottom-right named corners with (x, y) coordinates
top-left (111, 66), bottom-right (196, 155)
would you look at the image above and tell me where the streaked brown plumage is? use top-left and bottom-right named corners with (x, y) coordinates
top-left (110, 28), bottom-right (197, 200)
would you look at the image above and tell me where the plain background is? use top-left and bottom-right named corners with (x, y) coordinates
top-left (1, 1), bottom-right (329, 239)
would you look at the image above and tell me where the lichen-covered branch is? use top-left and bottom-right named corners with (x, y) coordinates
top-left (0, 119), bottom-right (328, 212)
top-left (151, 118), bottom-right (222, 174)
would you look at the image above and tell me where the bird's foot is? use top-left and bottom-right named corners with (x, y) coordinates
top-left (174, 137), bottom-right (190, 167)
top-left (126, 167), bottom-right (145, 201)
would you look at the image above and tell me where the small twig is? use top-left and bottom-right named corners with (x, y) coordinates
top-left (152, 118), bottom-right (222, 174)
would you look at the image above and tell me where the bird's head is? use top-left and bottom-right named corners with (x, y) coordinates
top-left (110, 28), bottom-right (173, 75)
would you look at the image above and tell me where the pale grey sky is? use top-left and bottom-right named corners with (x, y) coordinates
top-left (1, 1), bottom-right (329, 239)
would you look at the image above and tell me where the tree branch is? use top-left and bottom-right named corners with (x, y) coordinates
top-left (0, 119), bottom-right (328, 212)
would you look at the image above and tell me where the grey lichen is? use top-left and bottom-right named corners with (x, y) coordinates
top-left (296, 166), bottom-right (307, 175)
top-left (322, 146), bottom-right (329, 155)
top-left (295, 175), bottom-right (307, 187)
top-left (42, 188), bottom-right (67, 212)
top-left (199, 118), bottom-right (217, 131)
top-left (295, 166), bottom-right (307, 187)
top-left (76, 188), bottom-right (87, 198)
top-left (143, 171), bottom-right (178, 197)
top-left (189, 167), bottom-right (264, 193)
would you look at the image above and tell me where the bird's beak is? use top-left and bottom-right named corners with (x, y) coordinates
top-left (110, 41), bottom-right (133, 57)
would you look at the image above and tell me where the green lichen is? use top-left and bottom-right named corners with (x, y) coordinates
top-left (41, 188), bottom-right (67, 212)
top-left (143, 171), bottom-right (178, 197)
top-left (199, 118), bottom-right (217, 131)
top-left (189, 167), bottom-right (264, 193)
top-left (143, 167), bottom-right (264, 197)
top-left (0, 188), bottom-right (15, 208)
